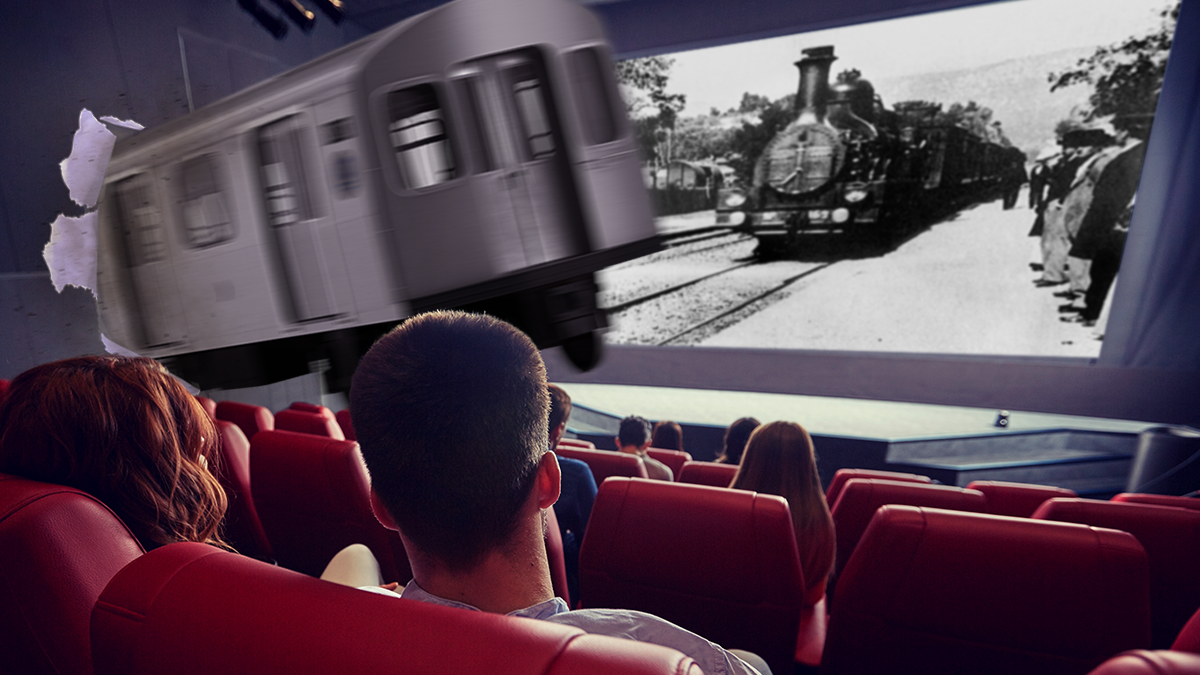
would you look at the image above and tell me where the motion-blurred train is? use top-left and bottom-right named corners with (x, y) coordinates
top-left (95, 0), bottom-right (657, 390)
top-left (716, 45), bottom-right (1026, 254)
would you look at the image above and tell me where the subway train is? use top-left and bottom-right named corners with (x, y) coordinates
top-left (5, 0), bottom-right (1200, 672)
top-left (715, 45), bottom-right (1026, 253)
top-left (94, 0), bottom-right (658, 390)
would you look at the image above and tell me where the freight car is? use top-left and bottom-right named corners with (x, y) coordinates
top-left (715, 45), bottom-right (1025, 256)
top-left (95, 0), bottom-right (657, 390)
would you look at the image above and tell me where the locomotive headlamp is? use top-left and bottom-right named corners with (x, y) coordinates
top-left (844, 188), bottom-right (869, 203)
top-left (832, 208), bottom-right (851, 224)
top-left (722, 191), bottom-right (747, 208)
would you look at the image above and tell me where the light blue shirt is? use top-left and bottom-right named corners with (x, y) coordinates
top-left (397, 582), bottom-right (759, 675)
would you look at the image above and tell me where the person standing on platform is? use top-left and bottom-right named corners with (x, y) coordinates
top-left (1062, 116), bottom-right (1150, 327)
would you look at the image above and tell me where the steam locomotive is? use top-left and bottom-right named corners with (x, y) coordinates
top-left (94, 0), bottom-right (657, 390)
top-left (716, 46), bottom-right (1026, 254)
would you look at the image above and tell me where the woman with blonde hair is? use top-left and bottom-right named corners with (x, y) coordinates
top-left (730, 421), bottom-right (835, 604)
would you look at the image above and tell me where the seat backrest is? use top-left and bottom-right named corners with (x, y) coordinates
top-left (335, 409), bottom-right (355, 441)
top-left (1085, 651), bottom-right (1200, 675)
top-left (1033, 497), bottom-right (1200, 649)
top-left (194, 396), bottom-right (217, 419)
top-left (1176, 606), bottom-right (1200, 654)
top-left (287, 401), bottom-right (336, 420)
top-left (214, 400), bottom-right (274, 440)
top-left (249, 430), bottom-right (410, 584)
top-left (579, 477), bottom-right (808, 675)
top-left (1114, 493), bottom-right (1200, 512)
top-left (830, 478), bottom-right (987, 581)
top-left (823, 505), bottom-right (1151, 675)
top-left (966, 480), bottom-right (1078, 518)
top-left (91, 543), bottom-right (702, 675)
top-left (646, 448), bottom-right (691, 480)
top-left (274, 408), bottom-right (345, 439)
top-left (677, 461), bottom-right (738, 488)
top-left (557, 438), bottom-right (595, 449)
top-left (1, 473), bottom-right (144, 675)
top-left (212, 420), bottom-right (273, 562)
top-left (824, 468), bottom-right (932, 506)
top-left (555, 447), bottom-right (648, 485)
top-left (0, 379), bottom-right (10, 405)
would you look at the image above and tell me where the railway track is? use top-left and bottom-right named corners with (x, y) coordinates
top-left (601, 229), bottom-right (837, 346)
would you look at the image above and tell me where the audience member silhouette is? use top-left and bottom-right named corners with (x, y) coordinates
top-left (651, 420), bottom-right (684, 451)
top-left (547, 383), bottom-right (597, 604)
top-left (730, 421), bottom-right (835, 604)
top-left (616, 416), bottom-right (673, 481)
top-left (348, 311), bottom-right (763, 674)
top-left (716, 417), bottom-right (760, 465)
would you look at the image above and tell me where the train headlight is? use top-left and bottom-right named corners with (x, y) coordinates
top-left (844, 188), bottom-right (869, 203)
top-left (722, 191), bottom-right (747, 208)
top-left (729, 211), bottom-right (746, 226)
top-left (832, 208), bottom-right (851, 224)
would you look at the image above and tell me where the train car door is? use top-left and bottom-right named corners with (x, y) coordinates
top-left (256, 114), bottom-right (346, 323)
top-left (109, 171), bottom-right (187, 348)
top-left (450, 48), bottom-right (587, 274)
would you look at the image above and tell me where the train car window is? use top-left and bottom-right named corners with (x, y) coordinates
top-left (565, 47), bottom-right (618, 146)
top-left (258, 117), bottom-right (324, 225)
top-left (321, 118), bottom-right (355, 145)
top-left (113, 174), bottom-right (167, 265)
top-left (507, 63), bottom-right (556, 159)
top-left (177, 154), bottom-right (235, 249)
top-left (455, 77), bottom-right (497, 173)
top-left (387, 84), bottom-right (457, 189)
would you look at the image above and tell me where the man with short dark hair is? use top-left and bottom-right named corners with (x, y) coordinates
top-left (546, 383), bottom-right (596, 604)
top-left (350, 311), bottom-right (761, 675)
top-left (616, 415), bottom-right (673, 481)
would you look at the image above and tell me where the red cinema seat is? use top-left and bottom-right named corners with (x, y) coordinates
top-left (824, 468), bottom-right (932, 506)
top-left (678, 461), bottom-right (738, 488)
top-left (335, 409), bottom-right (355, 441)
top-left (1033, 497), bottom-right (1200, 649)
top-left (250, 430), bottom-right (410, 584)
top-left (1086, 651), bottom-right (1200, 675)
top-left (1, 473), bottom-right (143, 675)
top-left (967, 480), bottom-right (1078, 518)
top-left (1114, 493), bottom-right (1200, 513)
top-left (647, 448), bottom-right (692, 480)
top-left (579, 477), bottom-right (822, 675)
top-left (557, 438), bottom-right (595, 449)
top-left (214, 400), bottom-right (274, 440)
top-left (555, 446), bottom-right (648, 486)
top-left (91, 542), bottom-right (703, 675)
top-left (194, 396), bottom-right (217, 419)
top-left (212, 420), bottom-right (273, 562)
top-left (287, 401), bottom-right (336, 420)
top-left (274, 408), bottom-right (345, 439)
top-left (830, 478), bottom-right (986, 583)
top-left (1177, 607), bottom-right (1200, 654)
top-left (823, 505), bottom-right (1151, 675)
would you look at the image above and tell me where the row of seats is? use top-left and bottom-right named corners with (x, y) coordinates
top-left (204, 399), bottom-right (357, 441)
top-left (554, 444), bottom-right (735, 487)
top-left (5, 451), bottom-right (1200, 675)
top-left (206, 407), bottom-right (572, 604)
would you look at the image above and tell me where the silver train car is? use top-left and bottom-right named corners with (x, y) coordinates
top-left (95, 0), bottom-right (656, 390)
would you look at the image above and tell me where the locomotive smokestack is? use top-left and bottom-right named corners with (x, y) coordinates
top-left (794, 46), bottom-right (837, 125)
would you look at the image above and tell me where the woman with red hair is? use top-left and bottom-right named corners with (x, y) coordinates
top-left (0, 355), bottom-right (230, 551)
top-left (730, 421), bottom-right (835, 605)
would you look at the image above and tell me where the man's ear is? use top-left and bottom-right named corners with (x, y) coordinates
top-left (370, 489), bottom-right (399, 531)
top-left (536, 451), bottom-right (561, 510)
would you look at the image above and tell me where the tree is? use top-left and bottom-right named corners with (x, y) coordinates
top-left (616, 56), bottom-right (687, 164)
top-left (1049, 2), bottom-right (1179, 125)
